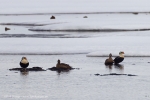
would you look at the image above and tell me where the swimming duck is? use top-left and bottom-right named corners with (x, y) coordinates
top-left (56, 59), bottom-right (72, 69)
top-left (105, 53), bottom-right (113, 65)
top-left (114, 51), bottom-right (125, 64)
top-left (20, 57), bottom-right (29, 69)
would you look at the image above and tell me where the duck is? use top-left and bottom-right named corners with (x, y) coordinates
top-left (20, 57), bottom-right (29, 69)
top-left (114, 51), bottom-right (125, 64)
top-left (105, 53), bottom-right (113, 65)
top-left (56, 59), bottom-right (72, 69)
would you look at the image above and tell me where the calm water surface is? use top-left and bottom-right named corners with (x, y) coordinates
top-left (0, 55), bottom-right (150, 100)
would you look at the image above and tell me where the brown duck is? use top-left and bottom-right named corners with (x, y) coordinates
top-left (56, 59), bottom-right (72, 69)
top-left (105, 53), bottom-right (113, 65)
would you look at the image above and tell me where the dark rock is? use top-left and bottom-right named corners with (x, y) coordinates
top-left (47, 67), bottom-right (58, 71)
top-left (9, 67), bottom-right (46, 71)
top-left (83, 16), bottom-right (88, 18)
top-left (5, 27), bottom-right (10, 31)
top-left (94, 73), bottom-right (137, 76)
top-left (20, 68), bottom-right (29, 72)
top-left (75, 68), bottom-right (80, 70)
top-left (133, 12), bottom-right (138, 15)
top-left (94, 73), bottom-right (100, 76)
top-left (47, 67), bottom-right (80, 72)
top-left (9, 68), bottom-right (22, 71)
top-left (50, 16), bottom-right (55, 19)
top-left (109, 73), bottom-right (126, 75)
top-left (127, 74), bottom-right (137, 76)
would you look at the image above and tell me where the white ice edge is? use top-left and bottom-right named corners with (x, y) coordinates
top-left (0, 36), bottom-right (150, 57)
top-left (86, 51), bottom-right (150, 57)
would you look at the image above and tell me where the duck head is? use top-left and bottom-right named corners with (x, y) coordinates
top-left (109, 53), bottom-right (112, 58)
top-left (57, 59), bottom-right (61, 64)
top-left (119, 51), bottom-right (125, 58)
top-left (21, 57), bottom-right (28, 64)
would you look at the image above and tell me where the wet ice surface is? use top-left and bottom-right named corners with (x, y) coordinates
top-left (1, 30), bottom-right (150, 56)
top-left (1, 0), bottom-right (150, 14)
top-left (2, 14), bottom-right (150, 32)
top-left (0, 55), bottom-right (150, 100)
top-left (1, 12), bottom-right (150, 100)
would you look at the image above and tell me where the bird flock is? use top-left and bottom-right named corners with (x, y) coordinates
top-left (105, 51), bottom-right (125, 65)
top-left (19, 51), bottom-right (125, 72)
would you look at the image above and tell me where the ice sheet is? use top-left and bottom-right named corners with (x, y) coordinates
top-left (1, 1), bottom-right (150, 56)
top-left (0, 33), bottom-right (150, 57)
top-left (1, 14), bottom-right (150, 32)
top-left (1, 0), bottom-right (150, 14)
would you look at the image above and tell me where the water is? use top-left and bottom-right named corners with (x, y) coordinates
top-left (0, 55), bottom-right (150, 100)
top-left (0, 14), bottom-right (150, 100)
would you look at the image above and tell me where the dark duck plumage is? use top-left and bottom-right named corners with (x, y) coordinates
top-left (20, 57), bottom-right (29, 68)
top-left (56, 59), bottom-right (72, 69)
top-left (114, 51), bottom-right (125, 64)
top-left (105, 53), bottom-right (113, 65)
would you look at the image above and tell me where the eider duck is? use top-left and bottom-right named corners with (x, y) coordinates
top-left (56, 59), bottom-right (72, 69)
top-left (20, 57), bottom-right (29, 69)
top-left (114, 51), bottom-right (125, 64)
top-left (105, 53), bottom-right (113, 65)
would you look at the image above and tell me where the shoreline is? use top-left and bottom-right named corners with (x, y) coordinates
top-left (0, 11), bottom-right (149, 16)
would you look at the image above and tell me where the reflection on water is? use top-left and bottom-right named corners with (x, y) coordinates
top-left (105, 64), bottom-right (124, 73)
top-left (56, 70), bottom-right (71, 75)
top-left (20, 71), bottom-right (29, 76)
top-left (105, 64), bottom-right (113, 69)
top-left (1, 55), bottom-right (150, 100)
top-left (114, 64), bottom-right (124, 70)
